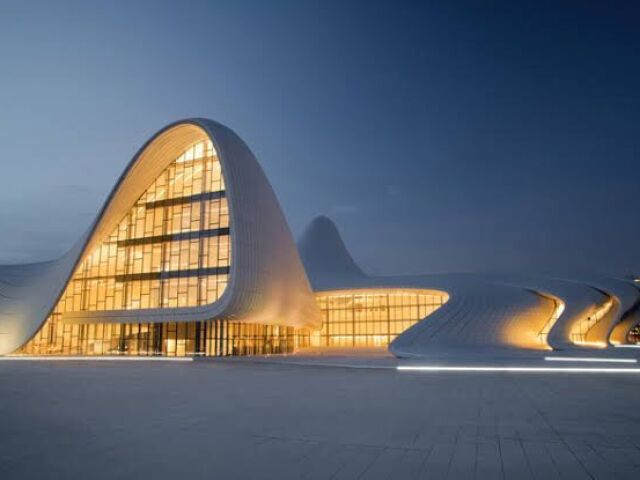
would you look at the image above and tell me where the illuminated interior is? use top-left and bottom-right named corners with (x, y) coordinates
top-left (16, 137), bottom-right (303, 356)
top-left (311, 289), bottom-right (449, 347)
top-left (64, 139), bottom-right (229, 313)
top-left (570, 298), bottom-right (614, 347)
top-left (19, 320), bottom-right (302, 357)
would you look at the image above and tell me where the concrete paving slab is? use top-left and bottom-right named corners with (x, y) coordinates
top-left (1, 359), bottom-right (640, 479)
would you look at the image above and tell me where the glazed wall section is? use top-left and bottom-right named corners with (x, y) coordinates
top-left (18, 138), bottom-right (240, 355)
top-left (311, 289), bottom-right (448, 347)
top-left (18, 320), bottom-right (302, 356)
top-left (62, 139), bottom-right (231, 313)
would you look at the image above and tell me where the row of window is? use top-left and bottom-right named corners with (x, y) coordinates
top-left (140, 141), bottom-right (224, 204)
top-left (18, 320), bottom-right (302, 357)
top-left (18, 290), bottom-right (448, 355)
top-left (312, 290), bottom-right (448, 347)
top-left (318, 305), bottom-right (439, 322)
top-left (124, 196), bottom-right (229, 241)
top-left (59, 139), bottom-right (231, 315)
top-left (58, 274), bottom-right (229, 312)
top-left (316, 293), bottom-right (445, 310)
top-left (78, 234), bottom-right (230, 280)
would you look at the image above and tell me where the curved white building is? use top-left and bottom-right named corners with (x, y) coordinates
top-left (0, 119), bottom-right (320, 356)
top-left (1, 118), bottom-right (639, 358)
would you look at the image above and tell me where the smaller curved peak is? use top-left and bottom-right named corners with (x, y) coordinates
top-left (309, 287), bottom-right (449, 350)
top-left (297, 215), bottom-right (367, 290)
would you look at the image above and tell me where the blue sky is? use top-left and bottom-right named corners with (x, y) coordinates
top-left (0, 0), bottom-right (638, 276)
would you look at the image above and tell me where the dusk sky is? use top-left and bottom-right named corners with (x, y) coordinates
top-left (0, 0), bottom-right (638, 276)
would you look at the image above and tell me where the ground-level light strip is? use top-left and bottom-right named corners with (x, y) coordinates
top-left (544, 356), bottom-right (637, 364)
top-left (397, 365), bottom-right (640, 373)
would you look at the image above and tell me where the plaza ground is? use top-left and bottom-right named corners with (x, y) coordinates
top-left (1, 353), bottom-right (640, 479)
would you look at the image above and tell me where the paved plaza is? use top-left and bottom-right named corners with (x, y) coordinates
top-left (1, 355), bottom-right (640, 479)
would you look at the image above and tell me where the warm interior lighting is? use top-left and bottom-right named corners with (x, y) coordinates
top-left (312, 288), bottom-right (449, 348)
top-left (572, 340), bottom-right (608, 349)
top-left (63, 138), bottom-right (230, 315)
top-left (544, 356), bottom-right (637, 363)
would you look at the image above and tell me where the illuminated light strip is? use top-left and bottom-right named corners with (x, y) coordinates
top-left (572, 340), bottom-right (608, 348)
top-left (397, 366), bottom-right (640, 373)
top-left (614, 344), bottom-right (640, 348)
top-left (0, 356), bottom-right (193, 362)
top-left (545, 356), bottom-right (637, 364)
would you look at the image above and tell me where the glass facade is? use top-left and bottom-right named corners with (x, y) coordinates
top-left (68, 139), bottom-right (230, 313)
top-left (311, 289), bottom-right (448, 348)
top-left (17, 138), bottom-right (301, 357)
top-left (19, 320), bottom-right (299, 357)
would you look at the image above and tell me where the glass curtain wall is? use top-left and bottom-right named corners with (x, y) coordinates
top-left (20, 319), bottom-right (298, 357)
top-left (312, 289), bottom-right (448, 347)
top-left (63, 139), bottom-right (231, 313)
top-left (17, 138), bottom-right (299, 357)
